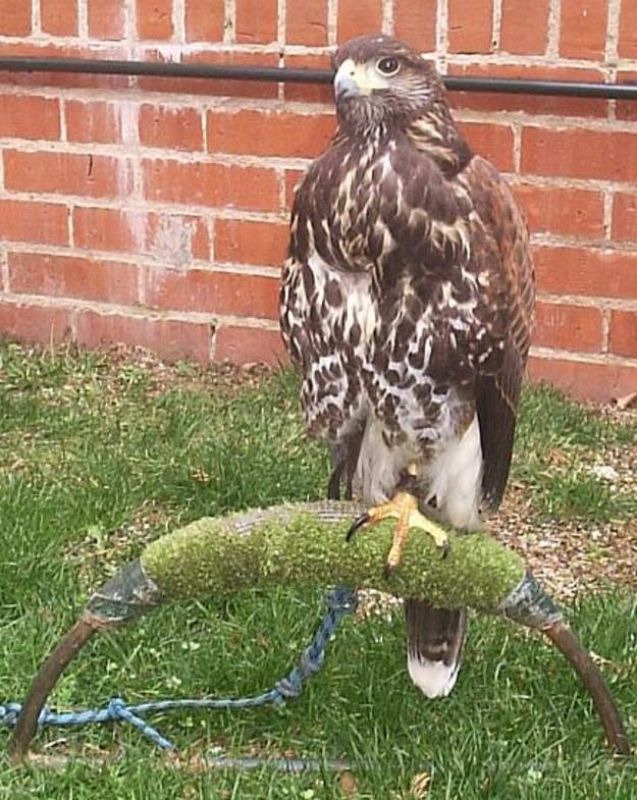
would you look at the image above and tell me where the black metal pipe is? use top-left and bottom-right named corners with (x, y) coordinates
top-left (0, 56), bottom-right (636, 100)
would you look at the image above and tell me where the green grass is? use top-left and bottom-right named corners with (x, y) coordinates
top-left (515, 385), bottom-right (636, 522)
top-left (0, 342), bottom-right (635, 799)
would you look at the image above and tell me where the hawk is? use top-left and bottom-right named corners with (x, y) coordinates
top-left (279, 34), bottom-right (534, 698)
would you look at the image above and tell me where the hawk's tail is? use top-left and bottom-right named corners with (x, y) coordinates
top-left (405, 599), bottom-right (467, 698)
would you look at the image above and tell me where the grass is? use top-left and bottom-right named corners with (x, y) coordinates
top-left (0, 341), bottom-right (635, 799)
top-left (515, 385), bottom-right (635, 522)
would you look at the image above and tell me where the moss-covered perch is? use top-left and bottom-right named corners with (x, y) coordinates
top-left (142, 503), bottom-right (525, 609)
top-left (8, 501), bottom-right (631, 760)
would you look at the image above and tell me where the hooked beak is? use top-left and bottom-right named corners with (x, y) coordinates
top-left (334, 58), bottom-right (363, 100)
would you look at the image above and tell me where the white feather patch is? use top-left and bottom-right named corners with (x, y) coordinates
top-left (355, 417), bottom-right (414, 504)
top-left (426, 414), bottom-right (482, 530)
top-left (408, 654), bottom-right (460, 699)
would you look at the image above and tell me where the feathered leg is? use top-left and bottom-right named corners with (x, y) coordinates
top-left (327, 424), bottom-right (365, 501)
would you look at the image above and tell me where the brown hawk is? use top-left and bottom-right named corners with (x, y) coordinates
top-left (279, 35), bottom-right (534, 698)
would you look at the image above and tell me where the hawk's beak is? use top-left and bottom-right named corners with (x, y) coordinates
top-left (334, 58), bottom-right (363, 100)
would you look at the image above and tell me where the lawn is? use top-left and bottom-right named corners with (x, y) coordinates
top-left (0, 341), bottom-right (635, 799)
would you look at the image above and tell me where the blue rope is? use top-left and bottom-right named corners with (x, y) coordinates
top-left (0, 586), bottom-right (357, 751)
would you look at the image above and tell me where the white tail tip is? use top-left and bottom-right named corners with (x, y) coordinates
top-left (407, 654), bottom-right (460, 698)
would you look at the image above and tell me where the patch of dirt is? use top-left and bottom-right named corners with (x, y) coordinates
top-left (94, 343), bottom-right (272, 398)
top-left (490, 485), bottom-right (637, 601)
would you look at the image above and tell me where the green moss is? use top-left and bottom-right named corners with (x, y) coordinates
top-left (141, 506), bottom-right (526, 612)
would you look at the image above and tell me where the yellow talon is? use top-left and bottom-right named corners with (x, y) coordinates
top-left (346, 490), bottom-right (450, 575)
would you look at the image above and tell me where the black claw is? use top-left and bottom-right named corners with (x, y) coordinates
top-left (382, 562), bottom-right (395, 580)
top-left (441, 540), bottom-right (451, 560)
top-left (346, 512), bottom-right (370, 542)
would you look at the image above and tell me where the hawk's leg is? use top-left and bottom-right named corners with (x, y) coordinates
top-left (346, 465), bottom-right (450, 576)
top-left (327, 425), bottom-right (364, 501)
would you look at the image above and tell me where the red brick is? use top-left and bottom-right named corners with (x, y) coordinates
top-left (337, 0), bottom-right (383, 41)
top-left (394, 0), bottom-right (436, 52)
top-left (0, 95), bottom-right (60, 140)
top-left (41, 0), bottom-right (78, 36)
top-left (215, 324), bottom-right (286, 365)
top-left (559, 0), bottom-right (607, 60)
top-left (4, 150), bottom-right (134, 199)
top-left (87, 0), bottom-right (125, 40)
top-left (73, 207), bottom-right (209, 260)
top-left (528, 357), bottom-right (637, 403)
top-left (619, 1), bottom-right (637, 59)
top-left (283, 53), bottom-right (333, 104)
top-left (0, 41), bottom-right (123, 60)
top-left (65, 99), bottom-right (123, 144)
top-left (142, 159), bottom-right (279, 212)
top-left (612, 193), bottom-right (637, 243)
top-left (0, 0), bottom-right (31, 35)
top-left (215, 219), bottom-right (288, 266)
top-left (236, 0), bottom-right (277, 44)
top-left (0, 200), bottom-right (68, 245)
top-left (500, 0), bottom-right (549, 55)
top-left (139, 104), bottom-right (204, 150)
top-left (146, 269), bottom-right (279, 319)
top-left (138, 50), bottom-right (279, 99)
top-left (207, 109), bottom-right (335, 158)
top-left (616, 71), bottom-right (637, 122)
top-left (185, 0), bottom-right (224, 42)
top-left (513, 184), bottom-right (604, 238)
top-left (285, 168), bottom-right (307, 212)
top-left (533, 302), bottom-right (602, 353)
top-left (8, 252), bottom-right (139, 306)
top-left (521, 128), bottom-right (637, 183)
top-left (448, 64), bottom-right (608, 118)
top-left (136, 0), bottom-right (173, 40)
top-left (609, 311), bottom-right (637, 358)
top-left (74, 310), bottom-right (213, 364)
top-left (0, 301), bottom-right (70, 344)
top-left (458, 121), bottom-right (514, 172)
top-left (286, 0), bottom-right (327, 46)
top-left (534, 246), bottom-right (637, 300)
top-left (448, 0), bottom-right (493, 54)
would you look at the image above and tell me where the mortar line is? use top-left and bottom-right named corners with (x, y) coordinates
top-left (174, 0), bottom-right (186, 43)
top-left (492, 0), bottom-right (503, 52)
top-left (436, 0), bottom-right (448, 72)
top-left (224, 0), bottom-right (236, 44)
top-left (546, 0), bottom-right (561, 58)
top-left (78, 0), bottom-right (88, 39)
top-left (327, 0), bottom-right (337, 45)
top-left (277, 0), bottom-right (286, 100)
top-left (603, 190), bottom-right (614, 240)
top-left (32, 0), bottom-right (42, 36)
top-left (529, 345), bottom-right (636, 368)
top-left (382, 0), bottom-right (395, 35)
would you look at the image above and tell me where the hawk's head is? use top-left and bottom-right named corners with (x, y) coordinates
top-left (332, 35), bottom-right (445, 132)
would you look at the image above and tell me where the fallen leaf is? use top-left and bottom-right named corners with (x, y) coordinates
top-left (410, 771), bottom-right (431, 798)
top-left (546, 447), bottom-right (568, 466)
top-left (339, 770), bottom-right (359, 797)
top-left (613, 392), bottom-right (637, 410)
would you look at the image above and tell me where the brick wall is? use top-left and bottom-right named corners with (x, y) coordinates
top-left (0, 0), bottom-right (636, 401)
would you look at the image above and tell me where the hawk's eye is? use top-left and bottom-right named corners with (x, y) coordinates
top-left (376, 56), bottom-right (400, 77)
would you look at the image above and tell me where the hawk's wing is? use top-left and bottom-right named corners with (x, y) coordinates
top-left (463, 156), bottom-right (535, 511)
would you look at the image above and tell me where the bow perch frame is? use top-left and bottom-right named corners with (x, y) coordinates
top-left (8, 501), bottom-right (631, 761)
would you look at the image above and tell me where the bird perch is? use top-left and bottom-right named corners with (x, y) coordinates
top-left (7, 501), bottom-right (630, 761)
